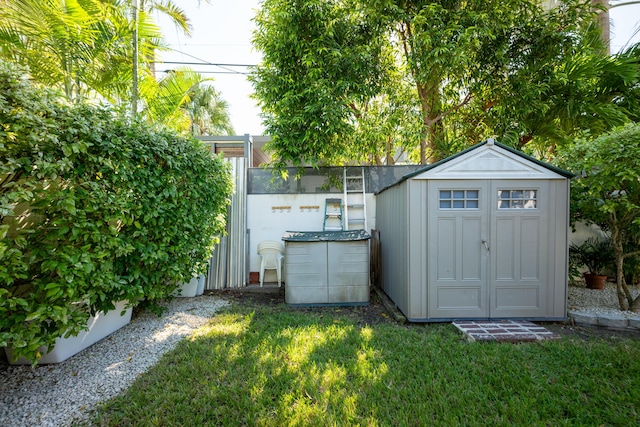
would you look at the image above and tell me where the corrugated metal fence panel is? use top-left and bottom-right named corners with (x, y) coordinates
top-left (207, 157), bottom-right (247, 289)
top-left (208, 234), bottom-right (228, 289)
top-left (230, 156), bottom-right (247, 287)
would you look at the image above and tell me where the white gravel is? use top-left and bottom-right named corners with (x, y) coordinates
top-left (568, 281), bottom-right (640, 318)
top-left (0, 295), bottom-right (229, 427)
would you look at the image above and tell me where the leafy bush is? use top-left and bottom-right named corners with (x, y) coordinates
top-left (0, 61), bottom-right (233, 362)
top-left (557, 122), bottom-right (640, 311)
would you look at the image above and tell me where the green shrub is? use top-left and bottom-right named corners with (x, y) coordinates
top-left (557, 122), bottom-right (640, 311)
top-left (0, 61), bottom-right (233, 362)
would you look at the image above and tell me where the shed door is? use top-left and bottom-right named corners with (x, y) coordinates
top-left (428, 180), bottom-right (549, 319)
top-left (490, 180), bottom-right (548, 318)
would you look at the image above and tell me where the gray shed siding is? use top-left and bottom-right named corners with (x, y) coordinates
top-left (407, 180), bottom-right (429, 319)
top-left (375, 182), bottom-right (410, 315)
top-left (549, 179), bottom-right (570, 318)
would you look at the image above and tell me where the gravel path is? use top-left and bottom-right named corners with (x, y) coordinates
top-left (0, 295), bottom-right (229, 427)
top-left (568, 281), bottom-right (640, 317)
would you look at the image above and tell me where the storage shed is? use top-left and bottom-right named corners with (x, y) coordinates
top-left (375, 139), bottom-right (572, 322)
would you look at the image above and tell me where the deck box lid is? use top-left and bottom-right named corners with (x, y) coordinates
top-left (282, 229), bottom-right (370, 242)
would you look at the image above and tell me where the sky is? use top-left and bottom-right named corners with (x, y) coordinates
top-left (156, 1), bottom-right (640, 137)
top-left (609, 2), bottom-right (640, 52)
top-left (155, 0), bottom-right (263, 135)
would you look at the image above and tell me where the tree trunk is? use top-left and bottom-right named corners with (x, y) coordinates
top-left (385, 136), bottom-right (395, 165)
top-left (518, 135), bottom-right (533, 148)
top-left (417, 82), bottom-right (442, 165)
top-left (419, 134), bottom-right (427, 164)
top-left (417, 85), bottom-right (430, 165)
top-left (611, 222), bottom-right (636, 311)
top-left (400, 21), bottom-right (447, 165)
top-left (615, 254), bottom-right (629, 310)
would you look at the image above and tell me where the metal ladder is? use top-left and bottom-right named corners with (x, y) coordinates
top-left (323, 198), bottom-right (344, 231)
top-left (343, 167), bottom-right (367, 231)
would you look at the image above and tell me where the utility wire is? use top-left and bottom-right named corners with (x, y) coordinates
top-left (159, 48), bottom-right (257, 75)
top-left (161, 69), bottom-right (251, 75)
top-left (156, 61), bottom-right (255, 67)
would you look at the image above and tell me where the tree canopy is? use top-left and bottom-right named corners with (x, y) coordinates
top-left (251, 0), bottom-right (389, 168)
top-left (0, 0), bottom-right (137, 102)
top-left (252, 0), bottom-right (640, 166)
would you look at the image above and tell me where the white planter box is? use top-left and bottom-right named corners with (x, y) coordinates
top-left (5, 300), bottom-right (133, 365)
top-left (173, 276), bottom-right (199, 297)
top-left (196, 274), bottom-right (206, 296)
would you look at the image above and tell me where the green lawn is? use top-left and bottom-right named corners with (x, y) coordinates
top-left (90, 300), bottom-right (640, 426)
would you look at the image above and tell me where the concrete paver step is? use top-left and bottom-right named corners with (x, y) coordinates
top-left (453, 320), bottom-right (561, 342)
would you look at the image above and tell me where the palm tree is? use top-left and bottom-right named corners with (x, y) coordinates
top-left (0, 0), bottom-right (137, 102)
top-left (140, 0), bottom-right (191, 35)
top-left (0, 0), bottom-right (197, 104)
top-left (137, 0), bottom-right (193, 75)
top-left (0, 0), bottom-right (231, 134)
top-left (139, 67), bottom-right (204, 130)
top-left (139, 70), bottom-right (233, 135)
top-left (184, 83), bottom-right (235, 136)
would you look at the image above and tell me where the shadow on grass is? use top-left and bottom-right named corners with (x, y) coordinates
top-left (91, 301), bottom-right (640, 426)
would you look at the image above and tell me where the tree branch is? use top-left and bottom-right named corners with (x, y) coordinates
top-left (423, 92), bottom-right (474, 126)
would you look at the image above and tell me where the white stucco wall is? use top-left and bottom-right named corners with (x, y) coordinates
top-left (247, 193), bottom-right (376, 278)
top-left (569, 221), bottom-right (607, 246)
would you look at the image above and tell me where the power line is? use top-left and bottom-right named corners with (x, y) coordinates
top-left (161, 69), bottom-right (251, 75)
top-left (156, 61), bottom-right (255, 67)
top-left (166, 43), bottom-right (252, 47)
top-left (159, 48), bottom-right (257, 75)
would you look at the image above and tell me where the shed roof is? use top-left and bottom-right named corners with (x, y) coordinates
top-left (376, 139), bottom-right (573, 194)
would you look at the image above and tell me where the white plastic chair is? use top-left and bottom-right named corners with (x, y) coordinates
top-left (258, 241), bottom-right (284, 287)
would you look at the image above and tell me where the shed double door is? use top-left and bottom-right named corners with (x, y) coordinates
top-left (427, 180), bottom-right (549, 319)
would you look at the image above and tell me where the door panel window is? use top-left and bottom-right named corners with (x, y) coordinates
top-left (439, 190), bottom-right (479, 209)
top-left (497, 189), bottom-right (537, 209)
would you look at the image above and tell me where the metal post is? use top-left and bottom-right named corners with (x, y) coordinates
top-left (131, 0), bottom-right (139, 119)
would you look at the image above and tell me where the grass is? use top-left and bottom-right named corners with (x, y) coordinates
top-left (89, 300), bottom-right (640, 427)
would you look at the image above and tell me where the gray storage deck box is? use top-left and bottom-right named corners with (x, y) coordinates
top-left (283, 230), bottom-right (370, 305)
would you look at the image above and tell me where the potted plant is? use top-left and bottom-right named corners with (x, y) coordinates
top-left (569, 237), bottom-right (613, 289)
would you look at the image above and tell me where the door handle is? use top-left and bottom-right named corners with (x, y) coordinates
top-left (482, 239), bottom-right (490, 250)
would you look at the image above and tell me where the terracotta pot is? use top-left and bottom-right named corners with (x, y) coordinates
top-left (584, 273), bottom-right (607, 290)
top-left (249, 271), bottom-right (260, 284)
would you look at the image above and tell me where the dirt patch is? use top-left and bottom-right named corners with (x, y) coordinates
top-left (544, 321), bottom-right (640, 341)
top-left (210, 286), bottom-right (640, 341)
top-left (211, 286), bottom-right (394, 326)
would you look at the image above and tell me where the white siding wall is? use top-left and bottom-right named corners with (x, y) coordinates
top-left (247, 193), bottom-right (376, 281)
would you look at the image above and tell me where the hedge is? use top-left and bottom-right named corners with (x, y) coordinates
top-left (0, 61), bottom-right (233, 363)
